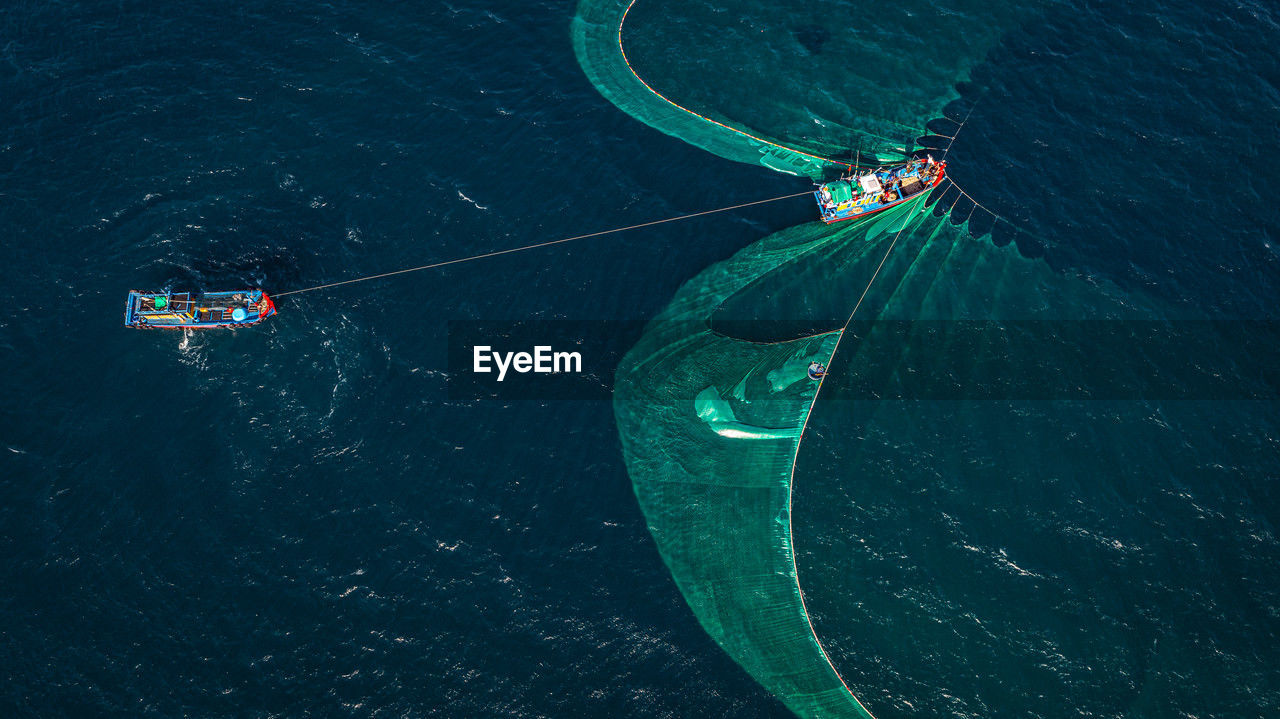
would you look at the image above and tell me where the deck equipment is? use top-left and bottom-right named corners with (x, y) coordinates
top-left (124, 289), bottom-right (276, 329)
top-left (815, 157), bottom-right (947, 224)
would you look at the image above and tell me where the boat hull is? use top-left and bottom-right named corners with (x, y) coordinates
top-left (815, 161), bottom-right (947, 224)
top-left (124, 290), bottom-right (276, 329)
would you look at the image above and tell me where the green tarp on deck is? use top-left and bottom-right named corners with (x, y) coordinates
top-left (826, 181), bottom-right (854, 204)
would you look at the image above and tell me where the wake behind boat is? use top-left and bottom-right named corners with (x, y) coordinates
top-left (124, 289), bottom-right (276, 329)
top-left (815, 156), bottom-right (946, 224)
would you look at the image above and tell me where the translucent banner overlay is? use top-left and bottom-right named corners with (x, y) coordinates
top-left (447, 320), bottom-right (1280, 401)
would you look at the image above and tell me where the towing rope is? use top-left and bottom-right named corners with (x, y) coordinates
top-left (784, 197), bottom-right (924, 719)
top-left (273, 190), bottom-right (813, 298)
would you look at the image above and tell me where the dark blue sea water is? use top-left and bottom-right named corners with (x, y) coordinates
top-left (2, 0), bottom-right (1277, 716)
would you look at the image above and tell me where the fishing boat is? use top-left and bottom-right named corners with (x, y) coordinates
top-left (124, 289), bottom-right (276, 329)
top-left (814, 157), bottom-right (946, 224)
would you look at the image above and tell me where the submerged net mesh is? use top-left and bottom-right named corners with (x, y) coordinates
top-left (575, 1), bottom-right (1053, 716)
top-left (572, 0), bottom-right (1040, 177)
top-left (614, 196), bottom-right (940, 719)
top-left (613, 193), bottom-right (1151, 718)
top-left (572, 0), bottom-right (844, 177)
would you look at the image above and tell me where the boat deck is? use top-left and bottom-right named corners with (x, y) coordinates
top-left (815, 159), bottom-right (946, 224)
top-left (125, 290), bottom-right (275, 329)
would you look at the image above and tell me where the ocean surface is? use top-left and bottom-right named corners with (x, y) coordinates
top-left (2, 0), bottom-right (1278, 717)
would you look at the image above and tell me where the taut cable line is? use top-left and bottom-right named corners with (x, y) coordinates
top-left (274, 190), bottom-right (813, 298)
top-left (783, 203), bottom-right (922, 719)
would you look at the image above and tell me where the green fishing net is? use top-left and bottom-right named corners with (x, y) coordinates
top-left (614, 196), bottom-right (941, 719)
top-left (572, 0), bottom-right (1039, 177)
top-left (574, 1), bottom-right (1058, 716)
top-left (613, 193), bottom-right (1152, 719)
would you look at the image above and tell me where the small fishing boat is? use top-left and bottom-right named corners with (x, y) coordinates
top-left (124, 289), bottom-right (276, 329)
top-left (814, 156), bottom-right (947, 224)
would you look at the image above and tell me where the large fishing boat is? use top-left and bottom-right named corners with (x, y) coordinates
top-left (124, 289), bottom-right (276, 329)
top-left (814, 156), bottom-right (946, 224)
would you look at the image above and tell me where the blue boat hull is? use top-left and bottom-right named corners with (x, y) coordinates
top-left (124, 289), bottom-right (277, 329)
top-left (815, 160), bottom-right (947, 224)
